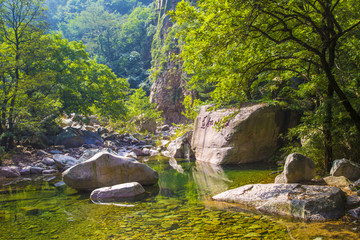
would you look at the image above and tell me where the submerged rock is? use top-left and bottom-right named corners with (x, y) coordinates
top-left (213, 184), bottom-right (345, 221)
top-left (275, 153), bottom-right (315, 183)
top-left (62, 152), bottom-right (159, 191)
top-left (330, 159), bottom-right (360, 180)
top-left (90, 182), bottom-right (145, 202)
top-left (191, 104), bottom-right (298, 165)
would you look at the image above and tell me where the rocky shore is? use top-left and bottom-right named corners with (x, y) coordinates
top-left (1, 103), bottom-right (360, 222)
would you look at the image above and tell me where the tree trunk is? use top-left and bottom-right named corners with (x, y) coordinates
top-left (323, 84), bottom-right (334, 174)
top-left (320, 57), bottom-right (360, 133)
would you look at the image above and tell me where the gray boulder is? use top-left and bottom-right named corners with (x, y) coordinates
top-left (30, 167), bottom-right (44, 175)
top-left (62, 152), bottom-right (159, 191)
top-left (90, 182), bottom-right (145, 202)
top-left (323, 176), bottom-right (354, 194)
top-left (275, 153), bottom-right (315, 183)
top-left (20, 166), bottom-right (31, 175)
top-left (53, 154), bottom-right (78, 169)
top-left (191, 104), bottom-right (298, 165)
top-left (348, 207), bottom-right (360, 219)
top-left (167, 131), bottom-right (194, 160)
top-left (346, 195), bottom-right (360, 208)
top-left (213, 184), bottom-right (345, 221)
top-left (55, 127), bottom-right (103, 148)
top-left (42, 157), bottom-right (55, 166)
top-left (0, 166), bottom-right (20, 178)
top-left (149, 149), bottom-right (159, 156)
top-left (330, 159), bottom-right (360, 180)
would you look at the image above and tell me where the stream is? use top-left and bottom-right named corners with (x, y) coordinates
top-left (0, 157), bottom-right (359, 239)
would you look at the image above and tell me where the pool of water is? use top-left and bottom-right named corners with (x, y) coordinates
top-left (0, 157), bottom-right (359, 239)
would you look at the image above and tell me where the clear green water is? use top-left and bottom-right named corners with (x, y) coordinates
top-left (0, 158), bottom-right (359, 240)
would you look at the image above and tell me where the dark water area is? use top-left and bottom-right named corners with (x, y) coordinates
top-left (0, 157), bottom-right (359, 239)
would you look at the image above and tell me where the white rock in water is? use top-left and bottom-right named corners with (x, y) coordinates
top-left (90, 182), bottom-right (145, 202)
top-left (213, 183), bottom-right (345, 221)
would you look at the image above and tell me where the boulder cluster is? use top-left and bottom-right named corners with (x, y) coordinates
top-left (214, 153), bottom-right (360, 220)
top-left (0, 122), bottom-right (181, 202)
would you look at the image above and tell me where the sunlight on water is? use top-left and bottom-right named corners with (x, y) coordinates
top-left (0, 158), bottom-right (359, 239)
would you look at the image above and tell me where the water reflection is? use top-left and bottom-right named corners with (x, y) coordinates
top-left (192, 161), bottom-right (232, 198)
top-left (168, 158), bottom-right (184, 173)
top-left (0, 158), bottom-right (359, 240)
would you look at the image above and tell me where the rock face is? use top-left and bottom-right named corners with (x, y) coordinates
top-left (90, 182), bottom-right (145, 202)
top-left (149, 1), bottom-right (189, 124)
top-left (330, 159), bottom-right (360, 180)
top-left (167, 131), bottom-right (194, 160)
top-left (213, 184), bottom-right (345, 221)
top-left (62, 152), bottom-right (159, 190)
top-left (191, 104), bottom-right (298, 165)
top-left (275, 153), bottom-right (315, 183)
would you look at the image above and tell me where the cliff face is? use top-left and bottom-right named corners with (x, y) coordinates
top-left (149, 0), bottom-right (189, 124)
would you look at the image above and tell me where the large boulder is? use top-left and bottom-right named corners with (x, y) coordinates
top-left (0, 166), bottom-right (20, 178)
top-left (55, 127), bottom-right (103, 148)
top-left (191, 103), bottom-right (299, 165)
top-left (330, 159), bottom-right (360, 180)
top-left (167, 131), bottom-right (194, 160)
top-left (62, 152), bottom-right (159, 190)
top-left (90, 182), bottom-right (146, 202)
top-left (213, 184), bottom-right (345, 221)
top-left (275, 153), bottom-right (315, 183)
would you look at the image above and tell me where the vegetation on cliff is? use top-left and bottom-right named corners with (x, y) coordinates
top-left (171, 0), bottom-right (360, 172)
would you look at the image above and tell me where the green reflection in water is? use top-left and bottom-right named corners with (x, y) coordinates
top-left (0, 158), bottom-right (359, 240)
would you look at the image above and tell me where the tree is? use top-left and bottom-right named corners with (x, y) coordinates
top-left (58, 2), bottom-right (155, 89)
top-left (0, 0), bottom-right (46, 149)
top-left (0, 0), bottom-right (129, 150)
top-left (173, 0), bottom-right (360, 171)
top-left (109, 87), bottom-right (162, 133)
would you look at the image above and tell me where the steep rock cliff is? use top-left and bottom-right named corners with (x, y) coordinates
top-left (149, 0), bottom-right (189, 124)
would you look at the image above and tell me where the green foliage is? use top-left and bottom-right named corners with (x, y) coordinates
top-left (0, 0), bottom-right (129, 149)
top-left (172, 0), bottom-right (360, 172)
top-left (181, 95), bottom-right (202, 123)
top-left (109, 88), bottom-right (163, 133)
top-left (47, 0), bottom-right (155, 89)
